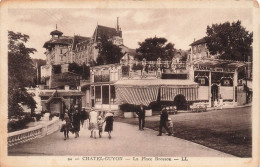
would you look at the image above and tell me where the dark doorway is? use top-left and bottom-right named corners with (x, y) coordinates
top-left (211, 84), bottom-right (219, 106)
top-left (173, 94), bottom-right (187, 110)
top-left (102, 85), bottom-right (109, 104)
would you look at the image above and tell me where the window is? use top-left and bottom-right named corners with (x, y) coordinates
top-left (198, 78), bottom-right (205, 85)
top-left (222, 79), bottom-right (233, 86)
top-left (60, 49), bottom-right (63, 54)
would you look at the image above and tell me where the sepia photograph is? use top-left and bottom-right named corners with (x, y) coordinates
top-left (0, 0), bottom-right (259, 167)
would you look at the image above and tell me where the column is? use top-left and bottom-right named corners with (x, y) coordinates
top-left (233, 70), bottom-right (238, 104)
top-left (208, 71), bottom-right (212, 107)
top-left (109, 84), bottom-right (111, 109)
top-left (101, 85), bottom-right (103, 109)
top-left (93, 86), bottom-right (95, 108)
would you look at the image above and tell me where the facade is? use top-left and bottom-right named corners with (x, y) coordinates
top-left (192, 58), bottom-right (248, 107)
top-left (188, 37), bottom-right (216, 61)
top-left (89, 55), bottom-right (249, 113)
top-left (90, 58), bottom-right (200, 113)
top-left (40, 20), bottom-right (127, 113)
top-left (39, 24), bottom-right (250, 115)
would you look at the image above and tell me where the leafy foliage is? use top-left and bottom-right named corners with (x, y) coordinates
top-left (136, 37), bottom-right (175, 61)
top-left (68, 62), bottom-right (90, 80)
top-left (205, 20), bottom-right (253, 61)
top-left (52, 65), bottom-right (61, 74)
top-left (96, 37), bottom-right (123, 65)
top-left (32, 59), bottom-right (46, 84)
top-left (8, 114), bottom-right (35, 132)
top-left (8, 31), bottom-right (37, 118)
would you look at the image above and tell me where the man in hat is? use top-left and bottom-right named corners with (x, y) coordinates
top-left (157, 106), bottom-right (172, 136)
top-left (136, 104), bottom-right (145, 130)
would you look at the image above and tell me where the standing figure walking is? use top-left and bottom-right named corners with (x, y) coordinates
top-left (97, 116), bottom-right (104, 138)
top-left (63, 112), bottom-right (70, 140)
top-left (136, 104), bottom-right (145, 130)
top-left (104, 111), bottom-right (114, 139)
top-left (73, 109), bottom-right (81, 138)
top-left (157, 107), bottom-right (172, 136)
top-left (80, 108), bottom-right (88, 127)
top-left (89, 108), bottom-right (98, 138)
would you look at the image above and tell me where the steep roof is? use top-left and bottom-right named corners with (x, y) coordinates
top-left (43, 36), bottom-right (73, 48)
top-left (190, 37), bottom-right (206, 46)
top-left (72, 35), bottom-right (90, 50)
top-left (93, 25), bottom-right (121, 40)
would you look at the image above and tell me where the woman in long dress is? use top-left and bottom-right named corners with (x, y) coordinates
top-left (104, 111), bottom-right (114, 139)
top-left (73, 109), bottom-right (81, 138)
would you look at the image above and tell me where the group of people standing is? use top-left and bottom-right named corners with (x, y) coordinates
top-left (61, 107), bottom-right (114, 140)
top-left (136, 104), bottom-right (174, 136)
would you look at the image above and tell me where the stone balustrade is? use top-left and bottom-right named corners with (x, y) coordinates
top-left (8, 117), bottom-right (60, 147)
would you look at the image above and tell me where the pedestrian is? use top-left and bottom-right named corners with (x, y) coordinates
top-left (136, 104), bottom-right (145, 130)
top-left (97, 116), bottom-right (104, 138)
top-left (73, 109), bottom-right (81, 138)
top-left (80, 108), bottom-right (88, 127)
top-left (63, 112), bottom-right (71, 140)
top-left (89, 108), bottom-right (98, 138)
top-left (104, 111), bottom-right (114, 139)
top-left (167, 117), bottom-right (174, 136)
top-left (157, 107), bottom-right (172, 136)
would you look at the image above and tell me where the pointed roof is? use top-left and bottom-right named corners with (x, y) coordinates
top-left (93, 25), bottom-right (121, 40)
top-left (50, 30), bottom-right (63, 36)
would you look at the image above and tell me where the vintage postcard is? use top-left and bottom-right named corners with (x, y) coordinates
top-left (0, 0), bottom-right (259, 167)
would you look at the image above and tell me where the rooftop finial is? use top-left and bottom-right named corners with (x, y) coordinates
top-left (56, 24), bottom-right (57, 30)
top-left (117, 17), bottom-right (119, 31)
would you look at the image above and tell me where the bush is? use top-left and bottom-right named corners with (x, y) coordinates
top-left (148, 101), bottom-right (162, 111)
top-left (8, 115), bottom-right (35, 132)
top-left (119, 103), bottom-right (144, 113)
top-left (53, 65), bottom-right (61, 74)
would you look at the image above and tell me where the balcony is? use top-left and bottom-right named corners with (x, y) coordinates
top-left (94, 75), bottom-right (110, 82)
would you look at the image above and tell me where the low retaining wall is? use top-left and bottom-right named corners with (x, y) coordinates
top-left (8, 117), bottom-right (60, 147)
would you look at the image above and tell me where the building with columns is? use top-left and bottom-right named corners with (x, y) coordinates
top-left (89, 55), bottom-right (249, 114)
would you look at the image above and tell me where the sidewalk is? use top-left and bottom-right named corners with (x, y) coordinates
top-left (8, 122), bottom-right (235, 157)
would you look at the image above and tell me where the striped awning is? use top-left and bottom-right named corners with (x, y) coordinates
top-left (161, 87), bottom-right (198, 101)
top-left (115, 79), bottom-right (198, 106)
top-left (115, 86), bottom-right (159, 106)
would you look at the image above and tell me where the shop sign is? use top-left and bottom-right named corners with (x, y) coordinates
top-left (194, 65), bottom-right (235, 73)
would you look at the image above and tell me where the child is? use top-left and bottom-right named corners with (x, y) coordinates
top-left (167, 117), bottom-right (174, 136)
top-left (97, 116), bottom-right (104, 138)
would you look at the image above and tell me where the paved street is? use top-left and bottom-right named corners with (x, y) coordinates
top-left (8, 122), bottom-right (234, 157)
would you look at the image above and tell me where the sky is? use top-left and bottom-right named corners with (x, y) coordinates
top-left (8, 8), bottom-right (253, 60)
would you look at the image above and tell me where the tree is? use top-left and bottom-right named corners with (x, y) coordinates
top-left (136, 37), bottom-right (175, 61)
top-left (32, 58), bottom-right (46, 84)
top-left (96, 37), bottom-right (123, 65)
top-left (8, 31), bottom-right (37, 118)
top-left (205, 20), bottom-right (253, 61)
